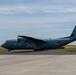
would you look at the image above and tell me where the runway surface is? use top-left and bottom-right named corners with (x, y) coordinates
top-left (0, 50), bottom-right (76, 75)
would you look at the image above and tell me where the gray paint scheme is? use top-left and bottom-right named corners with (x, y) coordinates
top-left (1, 26), bottom-right (76, 51)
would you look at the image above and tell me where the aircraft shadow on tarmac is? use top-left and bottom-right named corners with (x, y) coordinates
top-left (0, 49), bottom-right (76, 55)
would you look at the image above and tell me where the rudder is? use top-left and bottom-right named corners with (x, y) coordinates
top-left (70, 25), bottom-right (76, 40)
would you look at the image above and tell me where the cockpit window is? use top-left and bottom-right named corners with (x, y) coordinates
top-left (5, 41), bottom-right (10, 44)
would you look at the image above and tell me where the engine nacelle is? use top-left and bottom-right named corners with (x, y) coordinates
top-left (17, 38), bottom-right (27, 43)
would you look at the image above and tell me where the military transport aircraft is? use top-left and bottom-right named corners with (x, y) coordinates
top-left (1, 26), bottom-right (76, 51)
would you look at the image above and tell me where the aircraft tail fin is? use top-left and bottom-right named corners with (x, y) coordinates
top-left (70, 25), bottom-right (76, 40)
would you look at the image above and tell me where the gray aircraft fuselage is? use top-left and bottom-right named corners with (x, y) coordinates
top-left (1, 26), bottom-right (76, 51)
top-left (1, 36), bottom-right (75, 51)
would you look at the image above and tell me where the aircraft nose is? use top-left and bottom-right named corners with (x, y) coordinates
top-left (1, 44), bottom-right (5, 48)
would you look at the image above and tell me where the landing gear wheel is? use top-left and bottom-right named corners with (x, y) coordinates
top-left (34, 49), bottom-right (38, 52)
top-left (34, 49), bottom-right (44, 52)
top-left (8, 49), bottom-right (11, 51)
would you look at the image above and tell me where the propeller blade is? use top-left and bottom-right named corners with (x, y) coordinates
top-left (17, 34), bottom-right (20, 43)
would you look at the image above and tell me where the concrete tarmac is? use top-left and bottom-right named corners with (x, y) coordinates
top-left (0, 50), bottom-right (76, 75)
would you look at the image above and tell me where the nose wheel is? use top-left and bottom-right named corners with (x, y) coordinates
top-left (8, 49), bottom-right (11, 51)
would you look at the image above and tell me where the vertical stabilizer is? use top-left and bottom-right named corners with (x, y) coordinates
top-left (70, 25), bottom-right (76, 40)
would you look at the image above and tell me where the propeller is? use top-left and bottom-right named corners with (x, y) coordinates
top-left (17, 34), bottom-right (20, 38)
top-left (17, 34), bottom-right (20, 43)
top-left (17, 34), bottom-right (29, 44)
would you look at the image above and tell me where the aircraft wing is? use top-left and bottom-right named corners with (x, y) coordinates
top-left (18, 35), bottom-right (46, 44)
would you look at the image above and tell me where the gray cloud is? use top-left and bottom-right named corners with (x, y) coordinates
top-left (0, 4), bottom-right (76, 15)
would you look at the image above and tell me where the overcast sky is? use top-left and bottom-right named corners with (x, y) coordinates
top-left (0, 0), bottom-right (76, 45)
